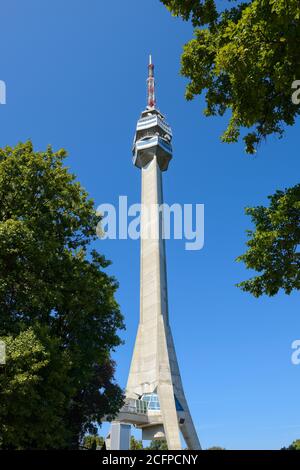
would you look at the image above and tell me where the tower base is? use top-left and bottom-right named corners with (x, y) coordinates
top-left (106, 422), bottom-right (131, 450)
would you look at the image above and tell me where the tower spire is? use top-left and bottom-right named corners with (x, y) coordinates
top-left (147, 54), bottom-right (156, 108)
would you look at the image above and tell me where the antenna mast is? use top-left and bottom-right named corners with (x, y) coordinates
top-left (147, 54), bottom-right (156, 108)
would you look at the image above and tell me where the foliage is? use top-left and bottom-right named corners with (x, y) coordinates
top-left (83, 434), bottom-right (105, 450)
top-left (0, 142), bottom-right (125, 448)
top-left (160, 0), bottom-right (300, 153)
top-left (130, 436), bottom-right (143, 450)
top-left (81, 435), bottom-right (166, 450)
top-left (206, 446), bottom-right (226, 450)
top-left (237, 184), bottom-right (300, 296)
top-left (0, 328), bottom-right (73, 449)
top-left (287, 439), bottom-right (300, 450)
top-left (161, 0), bottom-right (217, 26)
top-left (281, 439), bottom-right (300, 450)
top-left (146, 439), bottom-right (168, 450)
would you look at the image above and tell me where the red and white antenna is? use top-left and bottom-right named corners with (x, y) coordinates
top-left (147, 54), bottom-right (156, 108)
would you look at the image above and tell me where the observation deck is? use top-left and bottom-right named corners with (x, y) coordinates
top-left (132, 108), bottom-right (173, 172)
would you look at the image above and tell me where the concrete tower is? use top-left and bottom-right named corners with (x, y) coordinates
top-left (113, 57), bottom-right (201, 451)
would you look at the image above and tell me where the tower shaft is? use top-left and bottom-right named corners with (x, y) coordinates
top-left (127, 156), bottom-right (168, 394)
top-left (126, 156), bottom-right (200, 449)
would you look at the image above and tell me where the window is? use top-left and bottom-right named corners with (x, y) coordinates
top-left (140, 393), bottom-right (184, 411)
top-left (141, 393), bottom-right (161, 411)
top-left (174, 395), bottom-right (184, 411)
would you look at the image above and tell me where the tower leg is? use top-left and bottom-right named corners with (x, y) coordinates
top-left (180, 413), bottom-right (201, 450)
top-left (157, 316), bottom-right (182, 450)
top-left (158, 382), bottom-right (182, 450)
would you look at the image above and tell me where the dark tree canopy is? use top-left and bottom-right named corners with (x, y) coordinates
top-left (0, 142), bottom-right (124, 449)
top-left (237, 184), bottom-right (300, 297)
top-left (161, 0), bottom-right (300, 153)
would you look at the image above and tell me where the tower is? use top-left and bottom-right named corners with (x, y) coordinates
top-left (114, 56), bottom-right (201, 451)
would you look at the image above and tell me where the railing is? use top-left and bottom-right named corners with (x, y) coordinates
top-left (136, 116), bottom-right (172, 136)
top-left (138, 115), bottom-right (157, 124)
top-left (135, 136), bottom-right (172, 154)
top-left (120, 398), bottom-right (148, 415)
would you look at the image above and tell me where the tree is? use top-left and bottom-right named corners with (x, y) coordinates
top-left (130, 436), bottom-right (143, 450)
top-left (83, 434), bottom-right (105, 450)
top-left (0, 142), bottom-right (125, 449)
top-left (0, 328), bottom-right (73, 449)
top-left (207, 446), bottom-right (226, 450)
top-left (161, 0), bottom-right (217, 27)
top-left (146, 439), bottom-right (168, 450)
top-left (237, 184), bottom-right (300, 296)
top-left (161, 0), bottom-right (300, 153)
top-left (161, 1), bottom-right (300, 298)
top-left (281, 439), bottom-right (300, 450)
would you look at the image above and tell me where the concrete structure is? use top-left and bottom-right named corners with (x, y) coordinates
top-left (114, 57), bottom-right (201, 450)
top-left (106, 422), bottom-right (131, 450)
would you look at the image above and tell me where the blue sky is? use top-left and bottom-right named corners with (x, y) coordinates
top-left (1, 0), bottom-right (299, 450)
